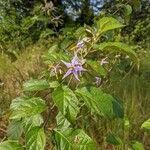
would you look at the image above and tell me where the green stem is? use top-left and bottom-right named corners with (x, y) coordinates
top-left (67, 74), bottom-right (73, 86)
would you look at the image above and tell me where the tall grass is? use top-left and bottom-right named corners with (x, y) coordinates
top-left (0, 42), bottom-right (49, 113)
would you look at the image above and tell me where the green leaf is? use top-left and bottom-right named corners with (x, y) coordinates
top-left (96, 17), bottom-right (124, 34)
top-left (0, 140), bottom-right (22, 150)
top-left (124, 4), bottom-right (132, 16)
top-left (106, 133), bottom-right (122, 145)
top-left (49, 81), bottom-right (60, 88)
top-left (43, 50), bottom-right (70, 64)
top-left (56, 112), bottom-right (71, 131)
top-left (10, 97), bottom-right (25, 110)
top-left (23, 114), bottom-right (44, 133)
top-left (141, 119), bottom-right (150, 130)
top-left (52, 86), bottom-right (79, 123)
top-left (94, 42), bottom-right (138, 63)
top-left (54, 128), bottom-right (73, 150)
top-left (23, 79), bottom-right (49, 92)
top-left (7, 120), bottom-right (23, 140)
top-left (76, 86), bottom-right (114, 117)
top-left (48, 44), bottom-right (58, 51)
top-left (76, 87), bottom-right (111, 116)
top-left (87, 60), bottom-right (106, 76)
top-left (10, 97), bottom-right (46, 119)
top-left (60, 38), bottom-right (74, 50)
top-left (112, 100), bottom-right (124, 118)
top-left (25, 126), bottom-right (46, 150)
top-left (74, 27), bottom-right (86, 38)
top-left (131, 141), bottom-right (144, 150)
top-left (40, 29), bottom-right (54, 38)
top-left (54, 128), bottom-right (96, 150)
top-left (72, 129), bottom-right (96, 150)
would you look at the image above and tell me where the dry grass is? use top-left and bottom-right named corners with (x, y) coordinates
top-left (0, 42), bottom-right (48, 113)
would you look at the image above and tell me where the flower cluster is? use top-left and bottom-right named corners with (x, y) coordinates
top-left (62, 55), bottom-right (86, 81)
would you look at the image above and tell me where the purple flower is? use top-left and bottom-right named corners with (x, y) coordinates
top-left (62, 55), bottom-right (86, 81)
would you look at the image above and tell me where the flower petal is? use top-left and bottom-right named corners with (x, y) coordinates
top-left (75, 66), bottom-right (86, 72)
top-left (62, 69), bottom-right (72, 79)
top-left (61, 60), bottom-right (71, 68)
top-left (71, 55), bottom-right (79, 65)
top-left (73, 71), bottom-right (80, 81)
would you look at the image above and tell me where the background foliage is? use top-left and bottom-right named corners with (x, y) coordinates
top-left (0, 0), bottom-right (150, 149)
